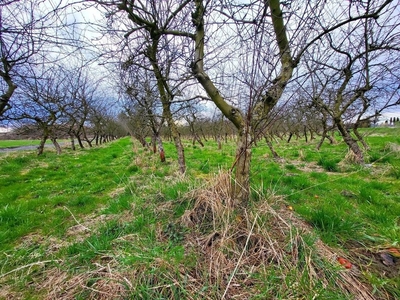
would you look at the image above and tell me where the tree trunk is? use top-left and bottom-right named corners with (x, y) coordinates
top-left (37, 134), bottom-right (48, 155)
top-left (172, 128), bottom-right (186, 174)
top-left (353, 127), bottom-right (370, 150)
top-left (335, 118), bottom-right (364, 163)
top-left (75, 133), bottom-right (85, 149)
top-left (194, 133), bottom-right (204, 147)
top-left (217, 136), bottom-right (222, 150)
top-left (265, 134), bottom-right (280, 159)
top-left (309, 129), bottom-right (315, 140)
top-left (287, 132), bottom-right (293, 143)
top-left (304, 126), bottom-right (308, 143)
top-left (148, 39), bottom-right (186, 174)
top-left (191, 0), bottom-right (296, 205)
top-left (232, 126), bottom-right (252, 205)
top-left (200, 128), bottom-right (208, 142)
top-left (329, 131), bottom-right (337, 143)
top-left (316, 135), bottom-right (325, 151)
top-left (136, 136), bottom-right (147, 148)
top-left (82, 128), bottom-right (92, 147)
top-left (152, 135), bottom-right (157, 153)
top-left (70, 135), bottom-right (76, 151)
top-left (51, 137), bottom-right (62, 155)
top-left (156, 134), bottom-right (166, 163)
top-left (0, 75), bottom-right (17, 116)
top-left (162, 103), bottom-right (185, 172)
top-left (317, 128), bottom-right (336, 149)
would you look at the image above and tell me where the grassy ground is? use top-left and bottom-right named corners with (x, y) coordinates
top-left (0, 140), bottom-right (51, 148)
top-left (0, 128), bottom-right (399, 299)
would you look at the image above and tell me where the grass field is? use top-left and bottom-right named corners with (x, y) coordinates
top-left (0, 140), bottom-right (52, 149)
top-left (0, 128), bottom-right (399, 299)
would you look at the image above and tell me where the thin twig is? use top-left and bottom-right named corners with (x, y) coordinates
top-left (63, 206), bottom-right (91, 231)
top-left (0, 260), bottom-right (62, 279)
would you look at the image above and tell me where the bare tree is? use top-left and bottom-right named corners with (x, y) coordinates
top-left (62, 67), bottom-right (102, 150)
top-left (118, 106), bottom-right (151, 149)
top-left (0, 0), bottom-right (76, 116)
top-left (298, 0), bottom-right (400, 162)
top-left (91, 0), bottom-right (195, 174)
top-left (119, 64), bottom-right (168, 161)
top-left (87, 0), bottom-right (395, 204)
top-left (183, 106), bottom-right (205, 147)
top-left (89, 101), bottom-right (122, 146)
top-left (5, 65), bottom-right (71, 155)
top-left (190, 0), bottom-right (396, 202)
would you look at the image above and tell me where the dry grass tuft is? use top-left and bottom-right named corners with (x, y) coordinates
top-left (41, 265), bottom-right (131, 300)
top-left (385, 142), bottom-right (400, 153)
top-left (298, 149), bottom-right (306, 161)
top-left (108, 187), bottom-right (125, 199)
top-left (180, 172), bottom-right (376, 299)
top-left (343, 149), bottom-right (360, 164)
top-left (0, 285), bottom-right (20, 300)
top-left (181, 171), bottom-right (233, 229)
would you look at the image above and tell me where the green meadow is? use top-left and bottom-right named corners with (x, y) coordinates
top-left (0, 127), bottom-right (399, 299)
top-left (0, 140), bottom-right (49, 149)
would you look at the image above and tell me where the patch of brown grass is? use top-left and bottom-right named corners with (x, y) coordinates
top-left (385, 142), bottom-right (400, 153)
top-left (40, 266), bottom-right (131, 300)
top-left (108, 187), bottom-right (125, 199)
top-left (0, 285), bottom-right (20, 300)
top-left (286, 160), bottom-right (337, 174)
top-left (298, 149), bottom-right (306, 161)
top-left (179, 171), bottom-right (376, 299)
top-left (342, 149), bottom-right (360, 164)
top-left (181, 171), bottom-right (232, 229)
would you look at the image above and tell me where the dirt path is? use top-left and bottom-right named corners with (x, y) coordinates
top-left (0, 143), bottom-right (63, 153)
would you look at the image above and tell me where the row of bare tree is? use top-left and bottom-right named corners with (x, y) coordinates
top-left (0, 1), bottom-right (123, 154)
top-left (96, 0), bottom-right (399, 204)
top-left (1, 0), bottom-right (400, 205)
top-left (1, 62), bottom-right (122, 154)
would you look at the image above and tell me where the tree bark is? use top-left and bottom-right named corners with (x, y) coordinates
top-left (191, 0), bottom-right (296, 205)
top-left (75, 133), bottom-right (85, 149)
top-left (152, 135), bottom-right (157, 154)
top-left (170, 122), bottom-right (186, 173)
top-left (335, 118), bottom-right (364, 163)
top-left (51, 137), bottom-right (62, 155)
top-left (81, 127), bottom-right (92, 147)
top-left (37, 134), bottom-right (48, 156)
top-left (217, 135), bottom-right (222, 150)
top-left (70, 135), bottom-right (76, 151)
top-left (193, 132), bottom-right (204, 147)
top-left (0, 74), bottom-right (17, 116)
top-left (192, 0), bottom-right (250, 203)
top-left (156, 134), bottom-right (166, 162)
top-left (353, 127), bottom-right (369, 150)
top-left (316, 135), bottom-right (326, 151)
top-left (287, 132), bottom-right (293, 143)
top-left (232, 127), bottom-right (252, 205)
top-left (148, 38), bottom-right (186, 174)
top-left (265, 134), bottom-right (280, 159)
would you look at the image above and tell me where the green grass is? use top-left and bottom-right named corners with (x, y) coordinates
top-left (0, 127), bottom-right (399, 299)
top-left (0, 139), bottom-right (65, 148)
